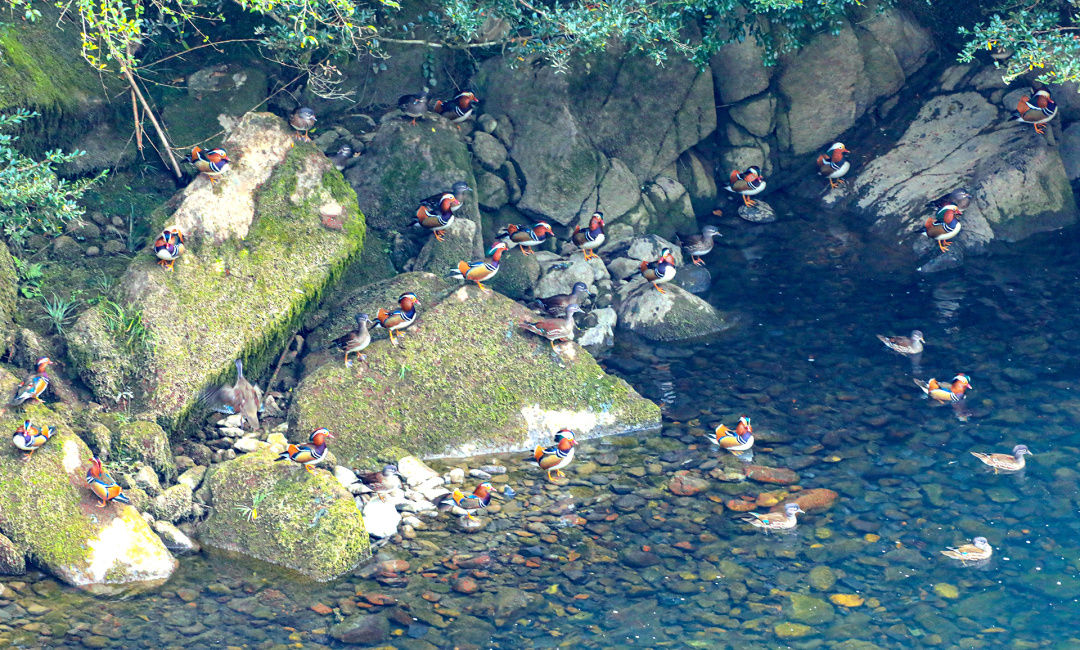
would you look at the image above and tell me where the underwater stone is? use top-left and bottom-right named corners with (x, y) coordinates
top-left (788, 593), bottom-right (836, 624)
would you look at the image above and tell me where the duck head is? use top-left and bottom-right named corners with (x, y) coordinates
top-left (972, 536), bottom-right (991, 551)
top-left (570, 281), bottom-right (589, 296)
top-left (532, 221), bottom-right (553, 237)
top-left (89, 457), bottom-right (104, 478)
top-left (162, 225), bottom-right (184, 242)
top-left (475, 481), bottom-right (493, 496)
top-left (35, 357), bottom-right (53, 373)
top-left (452, 181), bottom-right (472, 197)
top-left (487, 241), bottom-right (510, 256)
top-left (784, 502), bottom-right (805, 517)
top-left (310, 427), bottom-right (332, 446)
top-left (911, 330), bottom-right (925, 343)
top-left (1012, 444), bottom-right (1032, 458)
top-left (702, 225), bottom-right (721, 240)
top-left (659, 247), bottom-right (676, 265)
top-left (398, 292), bottom-right (420, 311)
top-left (554, 429), bottom-right (577, 445)
top-left (952, 374), bottom-right (972, 390)
top-left (589, 212), bottom-right (605, 230)
top-left (458, 92), bottom-right (480, 108)
top-left (1034, 89), bottom-right (1053, 107)
top-left (564, 304), bottom-right (582, 318)
top-left (736, 416), bottom-right (752, 436)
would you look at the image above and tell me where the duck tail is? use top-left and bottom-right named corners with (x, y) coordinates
top-left (113, 492), bottom-right (132, 505)
top-left (275, 450), bottom-right (292, 462)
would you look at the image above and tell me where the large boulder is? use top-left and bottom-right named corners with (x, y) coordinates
top-left (0, 370), bottom-right (176, 591)
top-left (197, 450), bottom-right (370, 581)
top-left (614, 280), bottom-right (731, 342)
top-left (710, 24), bottom-right (773, 104)
top-left (293, 277), bottom-right (660, 463)
top-left (68, 113), bottom-right (365, 423)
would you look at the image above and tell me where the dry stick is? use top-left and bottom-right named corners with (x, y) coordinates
top-left (131, 87), bottom-right (143, 152)
top-left (123, 67), bottom-right (183, 179)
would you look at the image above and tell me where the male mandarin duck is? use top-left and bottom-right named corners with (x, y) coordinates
top-left (447, 241), bottom-right (509, 292)
top-left (925, 204), bottom-right (963, 252)
top-left (330, 313), bottom-right (372, 367)
top-left (199, 359), bottom-right (261, 430)
top-left (190, 146), bottom-right (230, 183)
top-left (533, 429), bottom-right (577, 481)
top-left (725, 166), bottom-right (766, 206)
top-left (495, 221), bottom-right (553, 255)
top-left (275, 427), bottom-right (332, 473)
top-left (10, 357), bottom-right (53, 406)
top-left (12, 420), bottom-right (54, 459)
top-left (415, 182), bottom-right (471, 242)
top-left (520, 304), bottom-right (580, 349)
top-left (675, 225), bottom-right (721, 266)
top-left (328, 144), bottom-right (354, 171)
top-left (741, 502), bottom-right (804, 532)
top-left (572, 212), bottom-right (605, 261)
top-left (398, 88), bottom-right (429, 125)
top-left (927, 188), bottom-right (973, 212)
top-left (86, 457), bottom-right (131, 507)
top-left (816, 142), bottom-right (852, 188)
top-left (941, 537), bottom-right (993, 565)
top-left (713, 416), bottom-right (754, 453)
top-left (877, 330), bottom-right (925, 356)
top-left (153, 226), bottom-right (185, 271)
top-left (530, 282), bottom-right (589, 317)
top-left (636, 247), bottom-right (678, 293)
top-left (440, 482), bottom-right (493, 520)
top-left (1012, 89), bottom-right (1057, 134)
top-left (432, 91), bottom-right (481, 125)
top-left (373, 292), bottom-right (420, 346)
top-left (289, 106), bottom-right (317, 141)
top-left (971, 444), bottom-right (1032, 474)
top-left (914, 374), bottom-right (972, 403)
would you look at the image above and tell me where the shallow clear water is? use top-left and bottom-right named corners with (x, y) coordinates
top-left (4, 216), bottom-right (1080, 649)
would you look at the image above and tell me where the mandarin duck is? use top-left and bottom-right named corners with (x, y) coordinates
top-left (495, 221), bottom-right (553, 255)
top-left (432, 91), bottom-right (480, 125)
top-left (327, 144), bottom-right (354, 171)
top-left (520, 303), bottom-right (580, 349)
top-left (816, 142), bottom-right (852, 188)
top-left (741, 502), bottom-right (803, 532)
top-left (414, 182), bottom-right (471, 242)
top-left (927, 189), bottom-right (972, 212)
top-left (971, 444), bottom-right (1032, 474)
top-left (373, 292), bottom-right (420, 347)
top-left (636, 247), bottom-right (677, 293)
top-left (530, 282), bottom-right (589, 317)
top-left (289, 107), bottom-right (317, 141)
top-left (329, 313), bottom-right (372, 367)
top-left (86, 457), bottom-right (131, 507)
top-left (712, 417), bottom-right (753, 453)
top-left (675, 225), bottom-right (721, 266)
top-left (914, 374), bottom-right (972, 404)
top-left (725, 166), bottom-right (766, 206)
top-left (398, 88), bottom-right (429, 125)
top-left (199, 359), bottom-right (261, 430)
top-left (12, 420), bottom-right (54, 459)
top-left (190, 146), bottom-right (230, 183)
top-left (440, 481), bottom-right (493, 520)
top-left (533, 429), bottom-right (576, 481)
top-left (447, 241), bottom-right (508, 292)
top-left (352, 465), bottom-right (402, 493)
top-left (153, 226), bottom-right (185, 271)
top-left (941, 536), bottom-right (992, 565)
top-left (10, 357), bottom-right (53, 406)
top-left (877, 330), bottom-right (925, 356)
top-left (925, 204), bottom-right (962, 252)
top-left (571, 212), bottom-right (605, 260)
top-left (275, 427), bottom-right (332, 473)
top-left (1012, 89), bottom-right (1057, 134)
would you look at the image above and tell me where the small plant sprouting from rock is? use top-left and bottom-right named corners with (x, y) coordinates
top-left (13, 257), bottom-right (44, 298)
top-left (100, 299), bottom-right (155, 354)
top-left (235, 489), bottom-right (270, 522)
top-left (39, 292), bottom-right (81, 334)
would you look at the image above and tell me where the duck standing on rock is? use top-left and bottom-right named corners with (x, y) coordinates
top-left (971, 444), bottom-right (1032, 474)
top-left (153, 226), bottom-right (185, 271)
top-left (816, 142), bottom-right (852, 188)
top-left (533, 429), bottom-right (576, 481)
top-left (12, 420), bottom-right (54, 459)
top-left (352, 465), bottom-right (402, 494)
top-left (572, 212), bottom-right (605, 260)
top-left (520, 304), bottom-right (580, 349)
top-left (941, 537), bottom-right (993, 565)
top-left (276, 427), bottom-right (332, 473)
top-left (86, 457), bottom-right (131, 507)
top-left (676, 225), bottom-right (721, 266)
top-left (495, 221), bottom-right (553, 255)
top-left (635, 247), bottom-right (677, 293)
top-left (914, 374), bottom-right (972, 403)
top-left (725, 166), bottom-right (766, 206)
top-left (927, 189), bottom-right (972, 212)
top-left (10, 357), bottom-right (53, 406)
top-left (199, 359), bottom-right (261, 431)
top-left (373, 292), bottom-right (420, 347)
top-left (440, 481), bottom-right (493, 520)
top-left (330, 313), bottom-right (372, 368)
top-left (741, 502), bottom-right (804, 532)
top-left (925, 204), bottom-right (963, 253)
top-left (398, 89), bottom-right (429, 125)
top-left (448, 241), bottom-right (508, 293)
top-left (432, 91), bottom-right (480, 125)
top-left (530, 281), bottom-right (589, 317)
top-left (327, 144), bottom-right (354, 171)
top-left (1012, 89), bottom-right (1057, 134)
top-left (289, 107), bottom-right (317, 141)
top-left (414, 181), bottom-right (470, 242)
top-left (190, 146), bottom-right (230, 183)
top-left (712, 417), bottom-right (753, 454)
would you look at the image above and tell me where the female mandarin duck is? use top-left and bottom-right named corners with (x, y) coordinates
top-left (328, 144), bottom-right (354, 171)
top-left (447, 241), bottom-right (509, 292)
top-left (927, 188), bottom-right (972, 212)
top-left (495, 221), bottom-right (554, 255)
top-left (373, 292), bottom-right (420, 346)
top-left (190, 146), bottom-right (230, 183)
top-left (914, 374), bottom-right (972, 403)
top-left (572, 212), bottom-right (605, 261)
top-left (530, 281), bottom-right (589, 317)
top-left (415, 182), bottom-right (470, 242)
top-left (713, 417), bottom-right (754, 453)
top-left (877, 330), bottom-right (925, 356)
top-left (440, 482), bottom-right (493, 520)
top-left (200, 359), bottom-right (261, 430)
top-left (971, 444), bottom-right (1032, 474)
top-left (1012, 89), bottom-right (1057, 134)
top-left (12, 420), bottom-right (54, 459)
top-left (433, 91), bottom-right (481, 125)
top-left (816, 142), bottom-right (852, 188)
top-left (725, 166), bottom-right (766, 206)
top-left (10, 357), bottom-right (53, 406)
top-left (153, 226), bottom-right (185, 271)
top-left (86, 457), bottom-right (131, 507)
top-left (637, 247), bottom-right (677, 293)
top-left (330, 313), bottom-right (372, 367)
top-left (676, 225), bottom-right (721, 266)
top-left (941, 536), bottom-right (992, 565)
top-left (533, 429), bottom-right (577, 481)
top-left (275, 427), bottom-right (332, 473)
top-left (741, 502), bottom-right (804, 532)
top-left (925, 204), bottom-right (962, 252)
top-left (289, 107), bottom-right (317, 141)
top-left (520, 304), bottom-right (580, 349)
top-left (398, 88), bottom-right (429, 125)
top-left (352, 465), bottom-right (402, 494)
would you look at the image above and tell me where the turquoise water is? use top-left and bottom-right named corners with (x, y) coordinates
top-left (3, 217), bottom-right (1080, 649)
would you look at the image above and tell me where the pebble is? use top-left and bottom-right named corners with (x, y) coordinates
top-left (468, 469), bottom-right (493, 480)
top-left (452, 577), bottom-right (478, 594)
top-left (934, 583), bottom-right (959, 599)
top-left (668, 472), bottom-right (709, 496)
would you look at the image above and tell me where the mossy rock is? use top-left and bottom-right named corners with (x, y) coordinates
top-left (413, 218), bottom-right (483, 275)
top-left (114, 421), bottom-right (176, 482)
top-left (487, 249), bottom-right (541, 300)
top-left (293, 285), bottom-right (660, 463)
top-left (0, 368), bottom-right (176, 590)
top-left (197, 449), bottom-right (369, 582)
top-left (0, 240), bottom-right (15, 356)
